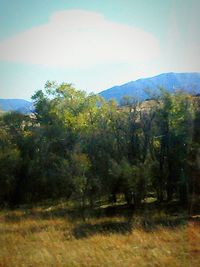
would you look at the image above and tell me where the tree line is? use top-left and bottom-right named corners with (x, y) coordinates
top-left (0, 82), bottom-right (199, 209)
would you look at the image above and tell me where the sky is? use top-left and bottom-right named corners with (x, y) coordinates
top-left (0, 0), bottom-right (200, 100)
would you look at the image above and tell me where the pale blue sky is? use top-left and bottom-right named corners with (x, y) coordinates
top-left (0, 0), bottom-right (200, 100)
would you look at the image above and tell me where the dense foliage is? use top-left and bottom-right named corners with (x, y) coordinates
top-left (0, 82), bottom-right (199, 209)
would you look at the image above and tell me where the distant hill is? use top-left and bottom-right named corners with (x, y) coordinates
top-left (0, 99), bottom-right (33, 114)
top-left (99, 72), bottom-right (200, 103)
top-left (1, 73), bottom-right (200, 113)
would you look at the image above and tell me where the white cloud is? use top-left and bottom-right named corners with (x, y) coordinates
top-left (0, 10), bottom-right (160, 68)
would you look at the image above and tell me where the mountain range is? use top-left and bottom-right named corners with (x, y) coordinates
top-left (0, 72), bottom-right (200, 113)
top-left (0, 99), bottom-right (33, 114)
top-left (100, 72), bottom-right (200, 103)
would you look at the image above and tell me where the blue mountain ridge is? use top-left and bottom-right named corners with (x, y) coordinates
top-left (1, 72), bottom-right (200, 113)
top-left (0, 99), bottom-right (33, 114)
top-left (99, 72), bottom-right (200, 103)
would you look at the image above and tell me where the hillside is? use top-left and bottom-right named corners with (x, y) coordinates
top-left (0, 99), bottom-right (33, 114)
top-left (100, 72), bottom-right (200, 103)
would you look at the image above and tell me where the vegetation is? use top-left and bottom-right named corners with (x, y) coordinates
top-left (0, 201), bottom-right (200, 267)
top-left (0, 82), bottom-right (199, 209)
top-left (0, 82), bottom-right (199, 266)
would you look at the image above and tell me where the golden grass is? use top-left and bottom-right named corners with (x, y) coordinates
top-left (0, 206), bottom-right (199, 267)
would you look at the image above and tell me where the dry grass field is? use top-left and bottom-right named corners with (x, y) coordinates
top-left (0, 202), bottom-right (200, 267)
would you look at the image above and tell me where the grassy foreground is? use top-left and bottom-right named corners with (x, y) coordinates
top-left (0, 202), bottom-right (200, 267)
